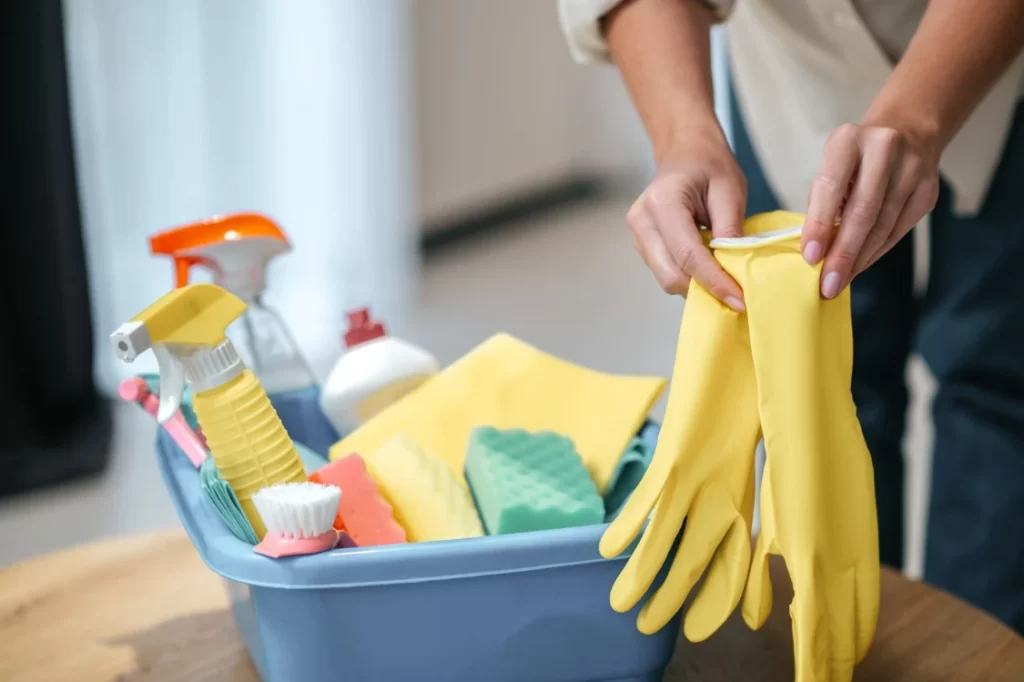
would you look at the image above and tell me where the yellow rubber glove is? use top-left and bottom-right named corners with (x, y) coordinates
top-left (599, 276), bottom-right (761, 638)
top-left (330, 333), bottom-right (665, 494)
top-left (713, 224), bottom-right (880, 681)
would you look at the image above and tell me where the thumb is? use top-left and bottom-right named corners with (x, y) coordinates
top-left (707, 175), bottom-right (747, 239)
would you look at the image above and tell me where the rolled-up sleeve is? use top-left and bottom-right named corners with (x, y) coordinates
top-left (557, 0), bottom-right (736, 64)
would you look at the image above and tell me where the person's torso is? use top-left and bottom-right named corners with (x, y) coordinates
top-left (727, 0), bottom-right (1024, 216)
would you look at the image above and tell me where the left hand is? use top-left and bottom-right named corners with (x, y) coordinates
top-left (801, 123), bottom-right (940, 299)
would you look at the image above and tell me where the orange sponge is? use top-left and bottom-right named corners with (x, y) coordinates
top-left (309, 454), bottom-right (407, 547)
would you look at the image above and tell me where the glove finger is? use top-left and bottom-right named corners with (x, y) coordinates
top-left (741, 529), bottom-right (773, 630)
top-left (609, 470), bottom-right (692, 613)
top-left (791, 591), bottom-right (824, 682)
top-left (855, 563), bottom-right (880, 662)
top-left (829, 566), bottom-right (859, 680)
top-left (634, 486), bottom-right (734, 635)
top-left (790, 564), bottom-right (836, 682)
top-left (599, 443), bottom-right (677, 559)
top-left (682, 511), bottom-right (752, 642)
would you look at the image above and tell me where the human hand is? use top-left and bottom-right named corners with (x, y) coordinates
top-left (627, 129), bottom-right (748, 311)
top-left (802, 123), bottom-right (940, 299)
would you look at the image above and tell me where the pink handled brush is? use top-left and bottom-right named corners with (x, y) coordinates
top-left (252, 483), bottom-right (342, 558)
top-left (118, 376), bottom-right (208, 468)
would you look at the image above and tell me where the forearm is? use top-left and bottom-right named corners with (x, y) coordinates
top-left (603, 0), bottom-right (723, 162)
top-left (865, 0), bottom-right (1024, 161)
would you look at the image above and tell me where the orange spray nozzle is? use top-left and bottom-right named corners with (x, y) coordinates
top-left (149, 212), bottom-right (291, 296)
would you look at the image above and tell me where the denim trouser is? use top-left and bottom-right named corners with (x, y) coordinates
top-left (730, 90), bottom-right (1024, 634)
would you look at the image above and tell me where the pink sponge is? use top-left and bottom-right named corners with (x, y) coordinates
top-left (309, 454), bottom-right (407, 547)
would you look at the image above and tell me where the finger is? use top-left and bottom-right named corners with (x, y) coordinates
top-left (629, 205), bottom-right (690, 295)
top-left (855, 564), bottom-right (881, 662)
top-left (600, 429), bottom-right (679, 558)
top-left (635, 486), bottom-right (736, 635)
top-left (742, 462), bottom-right (776, 630)
top-left (802, 124), bottom-right (860, 266)
top-left (706, 175), bottom-right (747, 239)
top-left (851, 155), bottom-right (921, 275)
top-left (861, 176), bottom-right (939, 272)
top-left (609, 469), bottom-right (693, 613)
top-left (647, 196), bottom-right (745, 311)
top-left (680, 510), bottom-right (752, 642)
top-left (791, 573), bottom-right (829, 682)
top-left (821, 129), bottom-right (900, 298)
top-left (741, 528), bottom-right (773, 630)
top-left (830, 567), bottom-right (859, 680)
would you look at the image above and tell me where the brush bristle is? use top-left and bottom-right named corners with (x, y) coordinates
top-left (252, 482), bottom-right (341, 539)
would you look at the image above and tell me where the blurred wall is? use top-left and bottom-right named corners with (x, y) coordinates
top-left (414, 1), bottom-right (653, 229)
top-left (415, 2), bottom-right (730, 227)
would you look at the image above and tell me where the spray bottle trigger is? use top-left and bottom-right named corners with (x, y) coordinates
top-left (174, 257), bottom-right (193, 288)
top-left (153, 345), bottom-right (185, 423)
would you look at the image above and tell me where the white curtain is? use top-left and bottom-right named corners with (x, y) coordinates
top-left (63, 0), bottom-right (418, 393)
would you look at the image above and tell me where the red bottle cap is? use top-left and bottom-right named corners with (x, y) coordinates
top-left (344, 308), bottom-right (386, 348)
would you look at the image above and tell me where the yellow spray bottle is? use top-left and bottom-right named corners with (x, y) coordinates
top-left (110, 282), bottom-right (306, 538)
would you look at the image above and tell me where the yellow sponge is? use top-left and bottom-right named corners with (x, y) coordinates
top-left (331, 334), bottom-right (666, 494)
top-left (366, 434), bottom-right (485, 543)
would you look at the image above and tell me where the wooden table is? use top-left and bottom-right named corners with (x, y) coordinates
top-left (2, 531), bottom-right (1022, 681)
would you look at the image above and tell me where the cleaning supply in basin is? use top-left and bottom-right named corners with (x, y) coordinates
top-left (366, 434), bottom-right (484, 542)
top-left (294, 440), bottom-right (328, 475)
top-left (140, 373), bottom-right (199, 432)
top-left (308, 454), bottom-right (407, 547)
top-left (336, 531), bottom-right (358, 549)
top-left (252, 482), bottom-right (341, 558)
top-left (149, 212), bottom-right (339, 455)
top-left (118, 376), bottom-right (208, 468)
top-left (330, 333), bottom-right (665, 494)
top-left (200, 457), bottom-right (261, 544)
top-left (464, 427), bottom-right (604, 535)
top-left (319, 307), bottom-right (439, 435)
top-left (603, 421), bottom-right (660, 522)
top-left (110, 282), bottom-right (308, 538)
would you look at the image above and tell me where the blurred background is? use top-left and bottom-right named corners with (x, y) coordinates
top-left (1, 0), bottom-right (931, 576)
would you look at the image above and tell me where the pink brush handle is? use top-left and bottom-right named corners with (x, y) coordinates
top-left (254, 530), bottom-right (339, 558)
top-left (119, 377), bottom-right (208, 468)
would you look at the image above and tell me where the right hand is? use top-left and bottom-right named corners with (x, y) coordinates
top-left (628, 129), bottom-right (748, 311)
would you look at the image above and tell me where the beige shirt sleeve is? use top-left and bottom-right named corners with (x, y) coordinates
top-left (557, 0), bottom-right (735, 64)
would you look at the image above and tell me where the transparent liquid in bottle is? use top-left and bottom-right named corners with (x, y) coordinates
top-left (228, 297), bottom-right (339, 455)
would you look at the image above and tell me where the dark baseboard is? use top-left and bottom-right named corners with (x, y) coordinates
top-left (420, 174), bottom-right (609, 255)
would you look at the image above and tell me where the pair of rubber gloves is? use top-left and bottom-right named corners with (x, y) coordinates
top-left (602, 212), bottom-right (880, 681)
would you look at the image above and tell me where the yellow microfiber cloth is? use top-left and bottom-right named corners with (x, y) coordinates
top-left (330, 333), bottom-right (666, 495)
top-left (366, 434), bottom-right (485, 542)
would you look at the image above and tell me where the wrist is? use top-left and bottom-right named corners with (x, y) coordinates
top-left (862, 100), bottom-right (946, 168)
top-left (652, 111), bottom-right (729, 164)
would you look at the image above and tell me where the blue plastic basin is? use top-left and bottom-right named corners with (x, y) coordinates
top-left (154, 420), bottom-right (678, 682)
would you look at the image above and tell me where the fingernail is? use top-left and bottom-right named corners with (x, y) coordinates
top-left (821, 272), bottom-right (841, 299)
top-left (803, 240), bottom-right (824, 265)
top-left (725, 296), bottom-right (746, 312)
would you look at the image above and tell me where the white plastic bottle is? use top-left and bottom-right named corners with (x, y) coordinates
top-left (319, 308), bottom-right (439, 435)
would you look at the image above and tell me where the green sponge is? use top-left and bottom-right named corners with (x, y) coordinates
top-left (464, 426), bottom-right (605, 535)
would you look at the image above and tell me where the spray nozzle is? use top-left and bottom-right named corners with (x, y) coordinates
top-left (149, 212), bottom-right (290, 300)
top-left (111, 283), bottom-right (248, 423)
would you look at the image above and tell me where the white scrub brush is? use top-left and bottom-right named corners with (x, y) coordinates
top-left (252, 482), bottom-right (342, 558)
